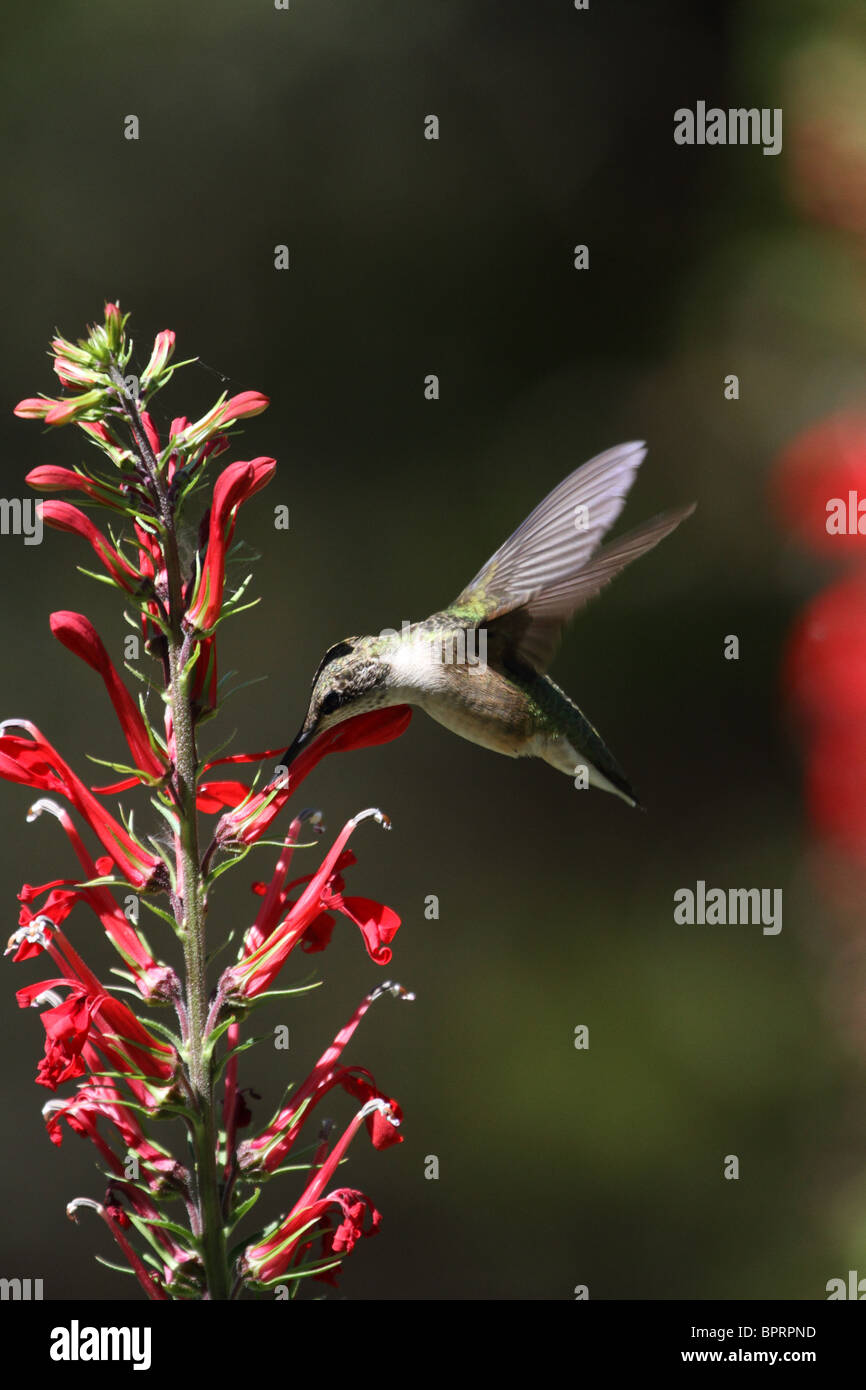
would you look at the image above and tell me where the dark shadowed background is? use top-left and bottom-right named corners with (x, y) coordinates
top-left (1, 0), bottom-right (864, 1300)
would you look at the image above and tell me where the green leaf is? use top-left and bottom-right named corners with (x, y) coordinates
top-left (149, 795), bottom-right (181, 835)
top-left (223, 571), bottom-right (255, 607)
top-left (206, 1013), bottom-right (239, 1049)
top-left (76, 873), bottom-right (138, 891)
top-left (214, 595), bottom-right (261, 627)
top-left (205, 843), bottom-right (255, 885)
top-left (212, 1031), bottom-right (271, 1082)
top-left (137, 897), bottom-right (180, 929)
top-left (75, 564), bottom-right (124, 588)
top-left (104, 982), bottom-right (149, 1003)
top-left (244, 836), bottom-right (321, 851)
top-left (144, 839), bottom-right (177, 890)
top-left (262, 1159), bottom-right (320, 1179)
top-left (84, 752), bottom-right (161, 784)
top-left (245, 979), bottom-right (323, 1005)
top-left (217, 674), bottom-right (269, 706)
top-left (93, 1255), bottom-right (138, 1277)
top-left (139, 1017), bottom-right (183, 1050)
top-left (123, 659), bottom-right (152, 687)
top-left (131, 1213), bottom-right (201, 1249)
top-left (205, 931), bottom-right (239, 969)
top-left (226, 1186), bottom-right (262, 1233)
top-left (246, 1250), bottom-right (342, 1290)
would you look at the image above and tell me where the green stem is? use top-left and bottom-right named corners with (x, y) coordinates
top-left (168, 636), bottom-right (228, 1300)
top-left (113, 367), bottom-right (229, 1300)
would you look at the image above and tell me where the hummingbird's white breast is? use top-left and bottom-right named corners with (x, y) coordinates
top-left (385, 627), bottom-right (529, 757)
top-left (385, 629), bottom-right (446, 696)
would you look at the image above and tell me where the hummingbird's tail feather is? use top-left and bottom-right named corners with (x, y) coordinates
top-left (582, 742), bottom-right (642, 810)
top-left (589, 765), bottom-right (644, 809)
top-left (534, 676), bottom-right (643, 808)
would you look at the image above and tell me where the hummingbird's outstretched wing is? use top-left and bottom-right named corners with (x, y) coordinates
top-left (455, 441), bottom-right (648, 610)
top-left (484, 505), bottom-right (695, 672)
top-left (451, 441), bottom-right (694, 673)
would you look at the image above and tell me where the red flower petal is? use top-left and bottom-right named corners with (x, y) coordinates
top-left (42, 501), bottom-right (141, 591)
top-left (50, 611), bottom-right (166, 779)
top-left (185, 458), bottom-right (276, 631)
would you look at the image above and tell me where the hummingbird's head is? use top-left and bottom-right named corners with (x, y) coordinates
top-left (283, 636), bottom-right (394, 766)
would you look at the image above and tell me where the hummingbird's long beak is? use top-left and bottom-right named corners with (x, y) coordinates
top-left (280, 725), bottom-right (314, 769)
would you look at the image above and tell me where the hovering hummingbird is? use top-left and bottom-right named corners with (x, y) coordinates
top-left (283, 442), bottom-right (694, 807)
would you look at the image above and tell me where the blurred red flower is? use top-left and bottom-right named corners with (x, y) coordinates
top-left (776, 420), bottom-right (866, 862)
top-left (772, 413), bottom-right (866, 558)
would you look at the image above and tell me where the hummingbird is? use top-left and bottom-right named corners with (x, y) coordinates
top-left (283, 442), bottom-right (694, 807)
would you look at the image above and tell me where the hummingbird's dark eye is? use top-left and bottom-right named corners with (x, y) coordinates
top-left (319, 690), bottom-right (341, 717)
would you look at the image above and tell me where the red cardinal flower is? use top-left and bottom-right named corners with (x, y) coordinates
top-left (41, 501), bottom-right (142, 591)
top-left (14, 397), bottom-right (55, 419)
top-left (784, 575), bottom-right (866, 729)
top-left (25, 467), bottom-right (129, 511)
top-left (783, 575), bottom-right (866, 862)
top-left (52, 356), bottom-right (108, 390)
top-left (0, 720), bottom-right (163, 888)
top-left (772, 413), bottom-right (866, 559)
top-left (238, 982), bottom-right (410, 1174)
top-left (216, 391), bottom-right (270, 424)
top-left (66, 1197), bottom-right (173, 1301)
top-left (209, 704), bottom-right (412, 846)
top-left (18, 799), bottom-right (176, 1000)
top-left (18, 974), bottom-right (175, 1100)
top-left (775, 414), bottom-right (866, 865)
top-left (240, 1097), bottom-right (399, 1285)
top-left (45, 1075), bottom-right (186, 1193)
top-left (43, 391), bottom-right (108, 426)
top-left (16, 924), bottom-right (176, 1102)
top-left (803, 723), bottom-right (866, 862)
top-left (196, 779), bottom-right (250, 813)
top-left (140, 330), bottom-right (176, 389)
top-left (185, 457), bottom-right (276, 632)
top-left (8, 306), bottom-right (411, 1301)
top-left (180, 393), bottom-right (270, 450)
top-left (103, 300), bottom-right (123, 347)
top-left (220, 809), bottom-right (400, 1000)
top-left (50, 612), bottom-right (167, 781)
top-left (240, 811), bottom-right (323, 951)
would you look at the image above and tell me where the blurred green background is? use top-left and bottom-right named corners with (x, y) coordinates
top-left (1, 0), bottom-right (865, 1300)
